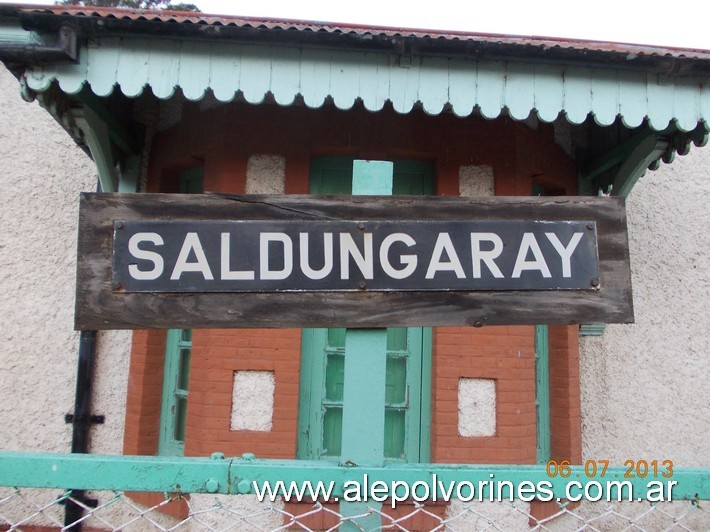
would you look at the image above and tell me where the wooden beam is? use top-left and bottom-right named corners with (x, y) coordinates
top-left (75, 193), bottom-right (634, 330)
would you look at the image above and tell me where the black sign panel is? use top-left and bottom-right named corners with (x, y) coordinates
top-left (113, 220), bottom-right (599, 293)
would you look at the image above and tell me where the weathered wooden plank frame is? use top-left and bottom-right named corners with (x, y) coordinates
top-left (75, 193), bottom-right (633, 330)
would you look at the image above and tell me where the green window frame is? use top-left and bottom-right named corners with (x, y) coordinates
top-left (159, 329), bottom-right (192, 456)
top-left (533, 184), bottom-right (554, 464)
top-left (535, 324), bottom-right (551, 464)
top-left (299, 327), bottom-right (432, 462)
top-left (297, 157), bottom-right (433, 463)
top-left (158, 167), bottom-right (203, 456)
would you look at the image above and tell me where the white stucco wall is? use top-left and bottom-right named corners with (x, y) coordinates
top-left (0, 67), bottom-right (96, 452)
top-left (90, 329), bottom-right (132, 454)
top-left (579, 145), bottom-right (709, 466)
top-left (0, 66), bottom-right (133, 456)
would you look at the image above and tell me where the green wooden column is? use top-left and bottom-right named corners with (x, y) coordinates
top-left (340, 160), bottom-right (393, 530)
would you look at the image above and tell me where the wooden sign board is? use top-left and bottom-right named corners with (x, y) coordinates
top-left (75, 193), bottom-right (633, 329)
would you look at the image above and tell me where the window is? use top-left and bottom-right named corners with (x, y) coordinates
top-left (158, 167), bottom-right (203, 456)
top-left (299, 327), bottom-right (431, 462)
top-left (159, 329), bottom-right (192, 456)
top-left (297, 157), bottom-right (433, 463)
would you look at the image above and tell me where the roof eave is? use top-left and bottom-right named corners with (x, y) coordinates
top-left (14, 9), bottom-right (710, 76)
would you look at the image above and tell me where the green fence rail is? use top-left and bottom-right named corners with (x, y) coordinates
top-left (0, 452), bottom-right (707, 501)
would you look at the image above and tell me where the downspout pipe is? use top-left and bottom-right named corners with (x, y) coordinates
top-left (69, 330), bottom-right (97, 455)
top-left (0, 25), bottom-right (78, 65)
top-left (64, 178), bottom-right (104, 531)
top-left (63, 330), bottom-right (98, 531)
top-left (64, 178), bottom-right (106, 530)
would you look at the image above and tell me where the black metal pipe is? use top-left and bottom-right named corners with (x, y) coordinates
top-left (63, 330), bottom-right (97, 530)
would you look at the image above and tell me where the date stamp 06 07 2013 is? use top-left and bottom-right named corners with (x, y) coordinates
top-left (546, 459), bottom-right (674, 479)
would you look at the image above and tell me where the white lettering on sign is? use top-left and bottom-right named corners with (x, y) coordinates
top-left (221, 232), bottom-right (255, 280)
top-left (380, 233), bottom-right (417, 280)
top-left (426, 233), bottom-right (465, 280)
top-left (170, 232), bottom-right (213, 280)
top-left (260, 233), bottom-right (293, 280)
top-left (128, 232), bottom-right (164, 280)
top-left (299, 232), bottom-right (334, 280)
top-left (470, 233), bottom-right (504, 279)
top-left (340, 232), bottom-right (374, 280)
top-left (545, 232), bottom-right (583, 278)
top-left (512, 233), bottom-right (552, 279)
top-left (116, 220), bottom-right (598, 292)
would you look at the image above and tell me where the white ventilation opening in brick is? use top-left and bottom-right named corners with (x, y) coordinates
top-left (245, 155), bottom-right (286, 194)
top-left (459, 165), bottom-right (495, 197)
top-left (231, 371), bottom-right (275, 431)
top-left (458, 378), bottom-right (496, 437)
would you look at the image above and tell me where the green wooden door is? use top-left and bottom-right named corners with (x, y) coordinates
top-left (297, 158), bottom-right (433, 463)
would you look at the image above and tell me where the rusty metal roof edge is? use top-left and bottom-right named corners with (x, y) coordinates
top-left (6, 3), bottom-right (709, 64)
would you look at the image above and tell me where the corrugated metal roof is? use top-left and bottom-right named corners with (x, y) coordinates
top-left (10, 3), bottom-right (710, 64)
top-left (3, 3), bottom-right (709, 135)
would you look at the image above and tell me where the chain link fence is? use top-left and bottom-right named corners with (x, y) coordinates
top-left (1, 453), bottom-right (708, 531)
top-left (1, 487), bottom-right (707, 531)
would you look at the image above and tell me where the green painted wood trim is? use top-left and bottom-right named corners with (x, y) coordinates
top-left (577, 125), bottom-right (685, 196)
top-left (351, 160), bottom-right (394, 195)
top-left (581, 129), bottom-right (658, 182)
top-left (611, 135), bottom-right (669, 197)
top-left (158, 329), bottom-right (180, 456)
top-left (579, 324), bottom-right (607, 336)
top-left (73, 107), bottom-right (118, 192)
top-left (75, 87), bottom-right (139, 155)
top-left (300, 156), bottom-right (434, 467)
top-left (23, 38), bottom-right (709, 133)
top-left (0, 22), bottom-right (36, 45)
top-left (297, 328), bottom-right (329, 460)
top-left (158, 329), bottom-right (190, 456)
top-left (416, 327), bottom-right (432, 463)
top-left (341, 329), bottom-right (388, 466)
top-left (340, 160), bottom-right (393, 530)
top-left (0, 452), bottom-right (707, 500)
top-left (118, 154), bottom-right (141, 193)
top-left (535, 325), bottom-right (551, 464)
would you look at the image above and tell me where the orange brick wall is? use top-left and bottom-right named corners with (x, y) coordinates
top-left (184, 329), bottom-right (302, 458)
top-left (548, 325), bottom-right (582, 463)
top-left (123, 100), bottom-right (582, 468)
top-left (431, 326), bottom-right (537, 464)
top-left (146, 101), bottom-right (575, 197)
top-left (123, 330), bottom-right (167, 456)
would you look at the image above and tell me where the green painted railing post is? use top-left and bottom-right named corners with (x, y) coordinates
top-left (339, 160), bottom-right (393, 530)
